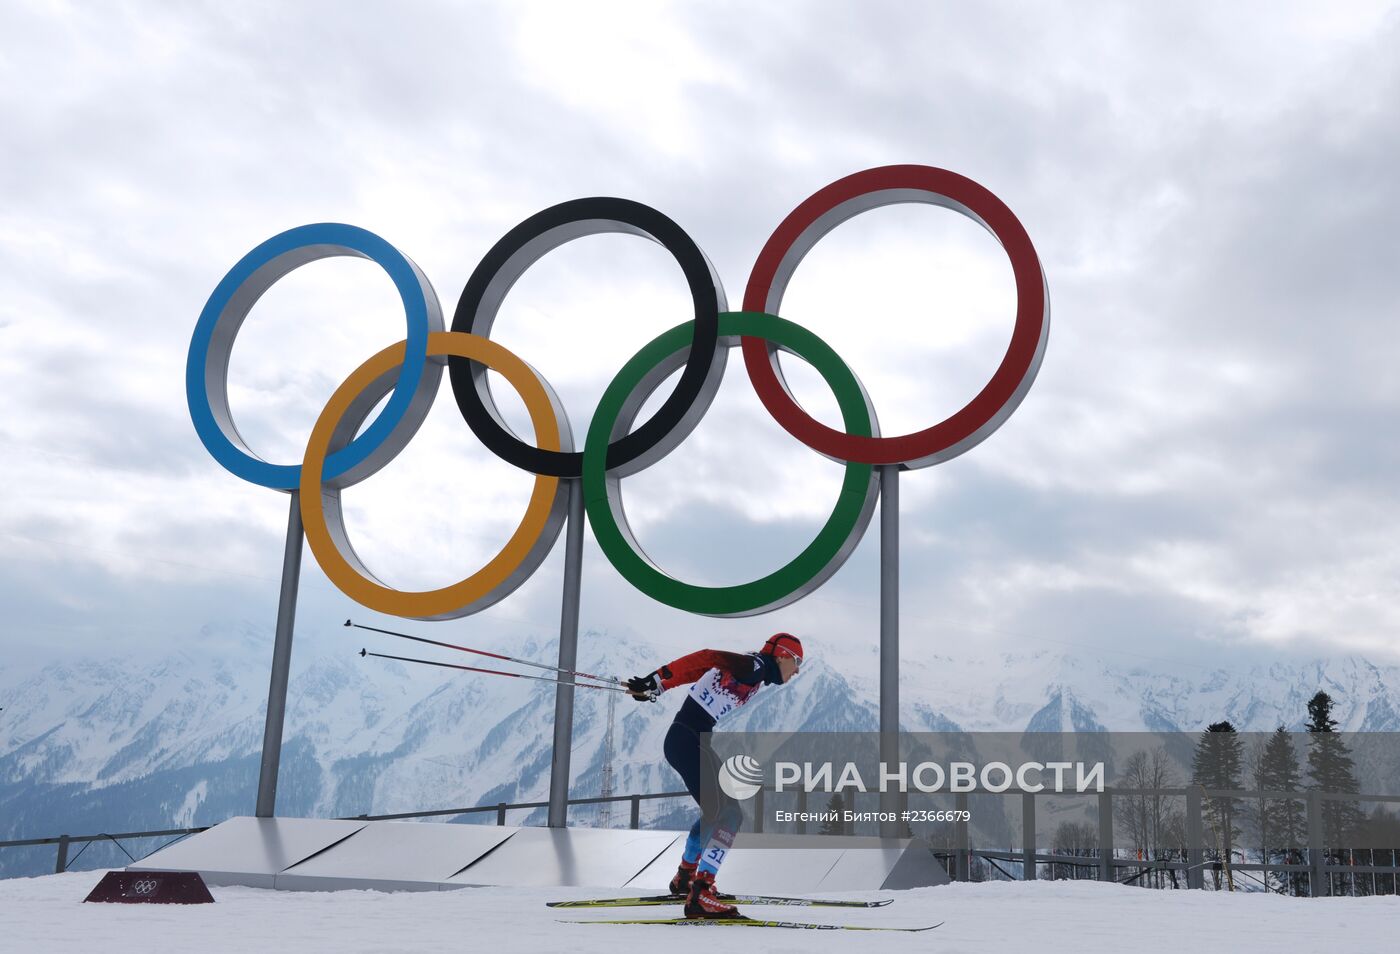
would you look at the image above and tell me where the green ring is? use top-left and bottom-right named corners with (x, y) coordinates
top-left (583, 311), bottom-right (877, 617)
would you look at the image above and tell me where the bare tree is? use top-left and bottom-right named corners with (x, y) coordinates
top-left (1116, 746), bottom-right (1180, 887)
top-left (1052, 820), bottom-right (1098, 881)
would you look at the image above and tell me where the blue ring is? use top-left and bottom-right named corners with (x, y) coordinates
top-left (186, 223), bottom-right (433, 490)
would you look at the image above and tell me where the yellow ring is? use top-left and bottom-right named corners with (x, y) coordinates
top-left (300, 331), bottom-right (563, 619)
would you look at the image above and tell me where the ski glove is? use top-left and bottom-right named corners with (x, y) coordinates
top-left (626, 673), bottom-right (660, 702)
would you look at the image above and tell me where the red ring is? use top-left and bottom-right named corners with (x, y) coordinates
top-left (741, 165), bottom-right (1049, 468)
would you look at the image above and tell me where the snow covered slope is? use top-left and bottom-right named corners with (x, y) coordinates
top-left (0, 872), bottom-right (1394, 954)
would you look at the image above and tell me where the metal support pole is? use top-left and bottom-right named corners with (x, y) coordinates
top-left (1308, 791), bottom-right (1327, 897)
top-left (954, 791), bottom-right (970, 881)
top-left (1098, 791), bottom-right (1114, 883)
top-left (255, 491), bottom-right (304, 818)
top-left (547, 479), bottom-right (585, 828)
top-left (629, 795), bottom-right (641, 830)
top-left (497, 803), bottom-right (508, 826)
top-left (754, 787), bottom-right (765, 834)
top-left (1186, 786), bottom-right (1204, 889)
top-left (1022, 792), bottom-right (1036, 880)
top-left (878, 465), bottom-right (901, 837)
top-left (796, 787), bottom-right (808, 835)
top-left (55, 835), bottom-right (69, 874)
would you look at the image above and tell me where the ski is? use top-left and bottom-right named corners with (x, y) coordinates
top-left (564, 915), bottom-right (942, 932)
top-left (548, 893), bottom-right (892, 909)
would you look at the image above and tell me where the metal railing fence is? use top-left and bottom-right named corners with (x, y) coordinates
top-left (789, 784), bottom-right (1400, 897)
top-left (7, 783), bottom-right (1399, 898)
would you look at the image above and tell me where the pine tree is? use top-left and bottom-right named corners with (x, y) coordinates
top-left (1305, 691), bottom-right (1366, 894)
top-left (1256, 726), bottom-right (1307, 895)
top-left (1192, 720), bottom-right (1244, 889)
top-left (819, 792), bottom-right (846, 836)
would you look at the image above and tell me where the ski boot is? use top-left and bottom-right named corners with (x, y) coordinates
top-left (669, 859), bottom-right (698, 896)
top-left (684, 871), bottom-right (739, 919)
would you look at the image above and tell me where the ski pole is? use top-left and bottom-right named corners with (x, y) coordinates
top-left (345, 619), bottom-right (627, 686)
top-left (358, 648), bottom-right (632, 692)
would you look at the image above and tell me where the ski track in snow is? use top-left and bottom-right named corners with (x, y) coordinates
top-left (0, 872), bottom-right (1395, 954)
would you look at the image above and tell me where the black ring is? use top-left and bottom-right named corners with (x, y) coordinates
top-left (449, 197), bottom-right (725, 478)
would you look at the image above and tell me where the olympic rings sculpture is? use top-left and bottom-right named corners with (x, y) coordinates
top-left (187, 165), bottom-right (1049, 620)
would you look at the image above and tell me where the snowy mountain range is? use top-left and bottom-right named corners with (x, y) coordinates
top-left (3, 620), bottom-right (1399, 878)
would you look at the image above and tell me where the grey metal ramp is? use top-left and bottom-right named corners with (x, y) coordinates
top-left (128, 820), bottom-right (947, 893)
top-left (275, 821), bottom-right (517, 892)
top-left (127, 816), bottom-right (365, 888)
top-left (814, 840), bottom-right (908, 889)
top-left (626, 833), bottom-right (949, 894)
top-left (814, 837), bottom-right (949, 889)
top-left (448, 827), bottom-right (680, 888)
top-left (876, 839), bottom-right (950, 889)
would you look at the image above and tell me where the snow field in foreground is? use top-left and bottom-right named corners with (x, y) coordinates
top-left (0, 871), bottom-right (1395, 954)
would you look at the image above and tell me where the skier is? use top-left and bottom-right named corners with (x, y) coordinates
top-left (626, 632), bottom-right (804, 919)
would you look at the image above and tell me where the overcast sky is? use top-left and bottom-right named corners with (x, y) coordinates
top-left (2, 0), bottom-right (1399, 683)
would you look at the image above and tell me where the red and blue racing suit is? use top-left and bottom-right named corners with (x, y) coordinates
top-left (656, 648), bottom-right (782, 878)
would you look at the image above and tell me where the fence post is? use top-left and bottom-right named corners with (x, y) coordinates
top-left (1308, 792), bottom-right (1327, 897)
top-left (754, 786), bottom-right (765, 834)
top-left (954, 792), bottom-right (970, 881)
top-left (1022, 792), bottom-right (1036, 880)
top-left (630, 795), bottom-right (641, 830)
top-left (1186, 787), bottom-right (1204, 889)
top-left (55, 835), bottom-right (70, 874)
top-left (496, 803), bottom-right (507, 826)
top-left (1098, 791), bottom-right (1114, 884)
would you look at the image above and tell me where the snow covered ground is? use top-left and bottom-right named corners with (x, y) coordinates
top-left (0, 872), bottom-right (1394, 954)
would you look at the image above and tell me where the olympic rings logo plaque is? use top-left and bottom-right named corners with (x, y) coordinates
top-left (187, 165), bottom-right (1048, 621)
top-left (84, 870), bottom-right (216, 904)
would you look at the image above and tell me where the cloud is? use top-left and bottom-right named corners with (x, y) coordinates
top-left (2, 0), bottom-right (1399, 675)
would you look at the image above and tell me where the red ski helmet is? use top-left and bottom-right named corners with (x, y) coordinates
top-left (761, 632), bottom-right (803, 665)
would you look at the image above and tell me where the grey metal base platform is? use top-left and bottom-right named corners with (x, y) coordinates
top-left (128, 816), bottom-right (948, 893)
